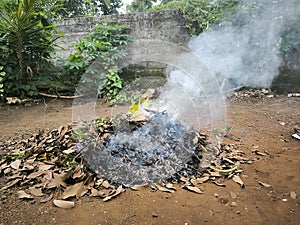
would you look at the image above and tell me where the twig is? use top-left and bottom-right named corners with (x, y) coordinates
top-left (39, 92), bottom-right (84, 99)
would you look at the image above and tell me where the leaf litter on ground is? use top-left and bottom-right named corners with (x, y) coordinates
top-left (0, 114), bottom-right (266, 204)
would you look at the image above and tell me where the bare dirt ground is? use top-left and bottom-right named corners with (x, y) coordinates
top-left (0, 96), bottom-right (299, 225)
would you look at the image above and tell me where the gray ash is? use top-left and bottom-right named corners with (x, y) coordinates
top-left (79, 112), bottom-right (205, 186)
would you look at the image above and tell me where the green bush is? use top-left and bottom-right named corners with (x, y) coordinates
top-left (147, 0), bottom-right (184, 12)
top-left (149, 0), bottom-right (238, 35)
top-left (0, 0), bottom-right (61, 98)
top-left (61, 22), bottom-right (134, 104)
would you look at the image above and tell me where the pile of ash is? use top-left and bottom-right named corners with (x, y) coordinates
top-left (77, 111), bottom-right (214, 186)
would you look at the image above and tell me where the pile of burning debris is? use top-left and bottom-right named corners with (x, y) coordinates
top-left (0, 109), bottom-right (264, 207)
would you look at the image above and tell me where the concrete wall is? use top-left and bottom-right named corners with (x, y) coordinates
top-left (55, 10), bottom-right (190, 59)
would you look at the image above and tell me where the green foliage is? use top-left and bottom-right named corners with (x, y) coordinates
top-left (147, 1), bottom-right (183, 11)
top-left (280, 29), bottom-right (300, 53)
top-left (182, 0), bottom-right (238, 35)
top-left (148, 0), bottom-right (238, 35)
top-left (127, 0), bottom-right (158, 13)
top-left (0, 0), bottom-right (61, 98)
top-left (62, 22), bottom-right (133, 104)
top-left (54, 0), bottom-right (122, 17)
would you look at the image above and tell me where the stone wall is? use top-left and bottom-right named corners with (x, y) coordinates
top-left (54, 10), bottom-right (299, 92)
top-left (55, 10), bottom-right (190, 59)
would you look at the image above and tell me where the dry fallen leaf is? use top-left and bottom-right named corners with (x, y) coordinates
top-left (255, 151), bottom-right (268, 156)
top-left (232, 175), bottom-right (245, 188)
top-left (63, 147), bottom-right (77, 155)
top-left (1, 178), bottom-right (21, 190)
top-left (27, 171), bottom-right (44, 179)
top-left (17, 190), bottom-right (33, 199)
top-left (290, 191), bottom-right (297, 200)
top-left (10, 160), bottom-right (21, 170)
top-left (90, 188), bottom-right (100, 197)
top-left (22, 162), bottom-right (34, 170)
top-left (3, 167), bottom-right (11, 175)
top-left (258, 181), bottom-right (272, 188)
top-left (130, 184), bottom-right (148, 191)
top-left (53, 173), bottom-right (66, 188)
top-left (103, 185), bottom-right (124, 202)
top-left (209, 171), bottom-right (222, 177)
top-left (165, 183), bottom-right (176, 190)
top-left (180, 177), bottom-right (190, 185)
top-left (184, 186), bottom-right (203, 194)
top-left (38, 163), bottom-right (54, 171)
top-left (129, 110), bottom-right (146, 122)
top-left (212, 181), bottom-right (226, 187)
top-left (29, 187), bottom-right (44, 197)
top-left (155, 184), bottom-right (175, 193)
top-left (53, 199), bottom-right (75, 209)
top-left (102, 180), bottom-right (111, 189)
top-left (191, 176), bottom-right (209, 186)
top-left (40, 193), bottom-right (54, 203)
top-left (62, 182), bottom-right (83, 199)
top-left (230, 191), bottom-right (237, 199)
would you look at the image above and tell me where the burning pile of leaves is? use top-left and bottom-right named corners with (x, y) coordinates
top-left (0, 113), bottom-right (259, 208)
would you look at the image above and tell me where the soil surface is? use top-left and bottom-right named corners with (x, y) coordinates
top-left (0, 96), bottom-right (299, 225)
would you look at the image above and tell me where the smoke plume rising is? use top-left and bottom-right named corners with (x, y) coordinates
top-left (188, 0), bottom-right (300, 91)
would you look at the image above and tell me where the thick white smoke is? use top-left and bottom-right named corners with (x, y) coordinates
top-left (187, 0), bottom-right (300, 91)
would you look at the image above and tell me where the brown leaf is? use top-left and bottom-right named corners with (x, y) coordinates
top-left (53, 199), bottom-right (75, 209)
top-left (45, 179), bottom-right (57, 189)
top-left (165, 183), bottom-right (176, 190)
top-left (212, 181), bottom-right (226, 187)
top-left (180, 177), bottom-right (190, 185)
top-left (22, 162), bottom-right (34, 170)
top-left (102, 180), bottom-right (111, 189)
top-left (232, 175), bottom-right (245, 188)
top-left (103, 185), bottom-right (124, 202)
top-left (3, 167), bottom-right (11, 175)
top-left (258, 181), bottom-right (272, 188)
top-left (29, 187), bottom-right (44, 197)
top-left (184, 186), bottom-right (203, 194)
top-left (17, 190), bottom-right (33, 199)
top-left (80, 189), bottom-right (89, 198)
top-left (10, 160), bottom-right (21, 170)
top-left (129, 111), bottom-right (146, 122)
top-left (230, 191), bottom-right (237, 199)
top-left (40, 193), bottom-right (53, 203)
top-left (253, 150), bottom-right (268, 156)
top-left (1, 178), bottom-right (21, 190)
top-left (62, 182), bottom-right (83, 199)
top-left (130, 184), bottom-right (148, 191)
top-left (155, 184), bottom-right (175, 193)
top-left (290, 191), bottom-right (297, 200)
top-left (90, 188), bottom-right (101, 197)
top-left (27, 171), bottom-right (44, 179)
top-left (191, 176), bottom-right (209, 186)
top-left (63, 147), bottom-right (77, 155)
top-left (38, 163), bottom-right (54, 171)
top-left (72, 166), bottom-right (84, 179)
top-left (53, 173), bottom-right (66, 188)
top-left (59, 126), bottom-right (69, 136)
top-left (209, 171), bottom-right (222, 177)
top-left (44, 170), bottom-right (52, 181)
